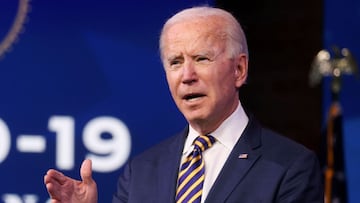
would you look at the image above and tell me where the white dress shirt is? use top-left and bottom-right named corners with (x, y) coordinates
top-left (179, 101), bottom-right (249, 202)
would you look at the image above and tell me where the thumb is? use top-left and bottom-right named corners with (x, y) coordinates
top-left (80, 159), bottom-right (94, 184)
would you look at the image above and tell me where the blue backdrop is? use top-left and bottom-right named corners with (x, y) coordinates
top-left (323, 0), bottom-right (360, 202)
top-left (0, 1), bottom-right (213, 202)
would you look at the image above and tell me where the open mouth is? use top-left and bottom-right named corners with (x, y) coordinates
top-left (183, 93), bottom-right (205, 101)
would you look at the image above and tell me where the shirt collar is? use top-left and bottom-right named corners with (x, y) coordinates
top-left (183, 101), bottom-right (249, 155)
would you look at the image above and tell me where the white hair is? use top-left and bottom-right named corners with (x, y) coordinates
top-left (159, 6), bottom-right (248, 61)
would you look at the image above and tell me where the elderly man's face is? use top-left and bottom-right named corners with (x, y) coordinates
top-left (161, 17), bottom-right (247, 133)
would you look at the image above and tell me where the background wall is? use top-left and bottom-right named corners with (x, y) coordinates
top-left (216, 0), bottom-right (323, 155)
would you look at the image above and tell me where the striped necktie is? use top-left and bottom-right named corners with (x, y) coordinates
top-left (176, 135), bottom-right (216, 203)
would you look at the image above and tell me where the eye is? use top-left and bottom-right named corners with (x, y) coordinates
top-left (195, 54), bottom-right (213, 63)
top-left (170, 59), bottom-right (181, 66)
top-left (167, 57), bottom-right (184, 69)
top-left (196, 56), bottom-right (209, 62)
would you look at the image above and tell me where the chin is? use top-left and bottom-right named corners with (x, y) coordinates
top-left (184, 112), bottom-right (209, 125)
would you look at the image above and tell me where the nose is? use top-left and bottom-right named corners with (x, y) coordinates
top-left (182, 61), bottom-right (197, 84)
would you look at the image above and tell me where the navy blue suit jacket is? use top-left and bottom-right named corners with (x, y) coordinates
top-left (112, 116), bottom-right (323, 203)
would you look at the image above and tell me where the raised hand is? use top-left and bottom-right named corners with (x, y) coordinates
top-left (44, 159), bottom-right (98, 203)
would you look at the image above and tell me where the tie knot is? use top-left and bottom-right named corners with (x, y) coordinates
top-left (193, 135), bottom-right (216, 152)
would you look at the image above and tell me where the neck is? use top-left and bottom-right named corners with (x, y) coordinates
top-left (190, 100), bottom-right (240, 135)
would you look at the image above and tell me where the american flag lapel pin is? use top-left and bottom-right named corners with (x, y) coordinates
top-left (238, 153), bottom-right (248, 159)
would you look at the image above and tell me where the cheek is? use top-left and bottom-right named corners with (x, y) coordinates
top-left (214, 66), bottom-right (234, 84)
top-left (165, 73), bottom-right (179, 94)
top-left (213, 70), bottom-right (236, 93)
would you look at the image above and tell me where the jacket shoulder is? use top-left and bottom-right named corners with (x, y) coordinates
top-left (259, 127), bottom-right (317, 166)
top-left (132, 129), bottom-right (186, 162)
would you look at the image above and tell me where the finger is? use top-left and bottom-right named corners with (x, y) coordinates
top-left (45, 182), bottom-right (61, 200)
top-left (44, 169), bottom-right (67, 185)
top-left (80, 159), bottom-right (94, 185)
top-left (44, 176), bottom-right (62, 201)
top-left (44, 169), bottom-right (70, 201)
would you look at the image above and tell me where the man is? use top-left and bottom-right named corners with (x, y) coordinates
top-left (44, 6), bottom-right (323, 203)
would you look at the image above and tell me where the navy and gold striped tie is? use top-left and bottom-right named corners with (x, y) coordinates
top-left (176, 135), bottom-right (216, 203)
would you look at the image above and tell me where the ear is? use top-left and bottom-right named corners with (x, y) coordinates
top-left (234, 53), bottom-right (248, 88)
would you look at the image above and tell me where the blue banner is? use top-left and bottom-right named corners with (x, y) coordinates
top-left (0, 1), bottom-right (213, 202)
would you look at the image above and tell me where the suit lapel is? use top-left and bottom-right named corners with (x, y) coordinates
top-left (205, 117), bottom-right (263, 203)
top-left (156, 129), bottom-right (187, 202)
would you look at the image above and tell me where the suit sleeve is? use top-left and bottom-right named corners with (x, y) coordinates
top-left (112, 162), bottom-right (131, 203)
top-left (276, 150), bottom-right (324, 203)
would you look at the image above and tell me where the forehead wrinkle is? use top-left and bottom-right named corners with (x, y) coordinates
top-left (163, 18), bottom-right (227, 60)
top-left (187, 30), bottom-right (224, 57)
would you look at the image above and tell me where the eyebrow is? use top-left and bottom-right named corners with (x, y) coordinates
top-left (195, 51), bottom-right (213, 57)
top-left (167, 54), bottom-right (183, 62)
top-left (165, 48), bottom-right (219, 63)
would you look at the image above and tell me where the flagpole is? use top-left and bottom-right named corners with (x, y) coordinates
top-left (325, 101), bottom-right (341, 203)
